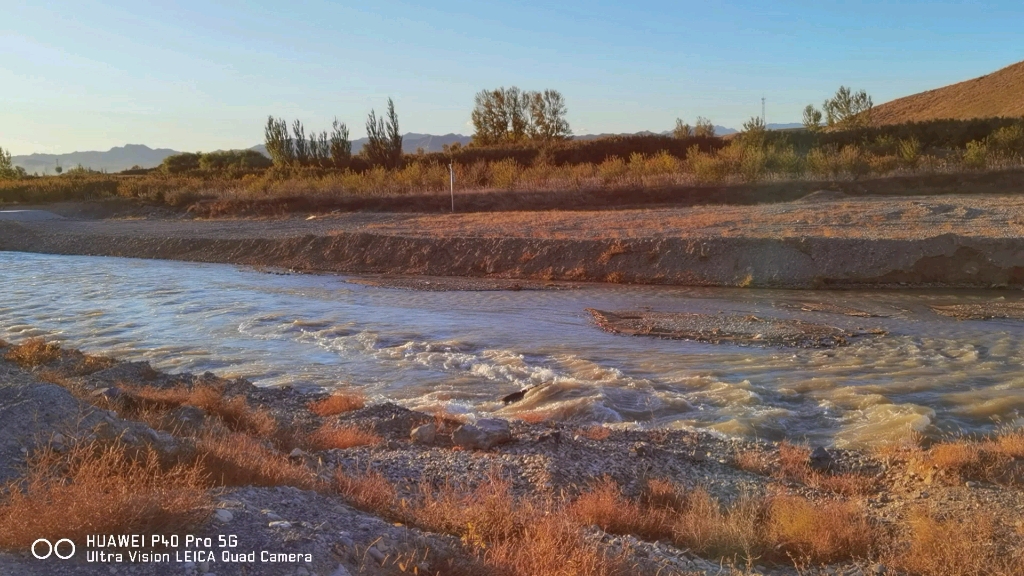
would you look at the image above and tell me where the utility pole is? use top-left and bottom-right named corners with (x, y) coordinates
top-left (448, 162), bottom-right (455, 213)
top-left (761, 96), bottom-right (766, 126)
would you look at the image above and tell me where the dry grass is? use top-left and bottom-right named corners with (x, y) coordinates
top-left (307, 391), bottom-right (366, 416)
top-left (407, 475), bottom-right (630, 576)
top-left (308, 423), bottom-right (382, 450)
top-left (193, 430), bottom-right (318, 489)
top-left (3, 337), bottom-right (61, 368)
top-left (580, 425), bottom-right (612, 441)
top-left (887, 509), bottom-right (1024, 576)
top-left (335, 468), bottom-right (398, 512)
top-left (736, 443), bottom-right (877, 496)
top-left (767, 495), bottom-right (872, 564)
top-left (0, 442), bottom-right (210, 550)
top-left (121, 384), bottom-right (278, 437)
top-left (893, 427), bottom-right (1024, 486)
top-left (569, 477), bottom-right (670, 541)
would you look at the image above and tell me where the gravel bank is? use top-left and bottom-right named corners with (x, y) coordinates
top-left (4, 194), bottom-right (1024, 288)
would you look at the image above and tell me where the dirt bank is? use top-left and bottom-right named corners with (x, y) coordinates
top-left (5, 194), bottom-right (1024, 288)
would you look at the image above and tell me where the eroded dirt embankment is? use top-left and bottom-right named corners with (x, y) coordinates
top-left (4, 194), bottom-right (1024, 288)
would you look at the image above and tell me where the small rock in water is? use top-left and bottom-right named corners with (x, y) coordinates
top-left (410, 423), bottom-right (436, 444)
top-left (213, 509), bottom-right (233, 523)
top-left (501, 387), bottom-right (534, 405)
top-left (452, 419), bottom-right (512, 450)
top-left (808, 446), bottom-right (834, 472)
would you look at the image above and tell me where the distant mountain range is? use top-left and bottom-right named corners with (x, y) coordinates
top-left (12, 124), bottom-right (803, 174)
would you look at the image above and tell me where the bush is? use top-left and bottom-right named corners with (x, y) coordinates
top-left (963, 140), bottom-right (989, 170)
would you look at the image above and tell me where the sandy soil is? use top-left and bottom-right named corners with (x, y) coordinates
top-left (4, 193), bottom-right (1024, 288)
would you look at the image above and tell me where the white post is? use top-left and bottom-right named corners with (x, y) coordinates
top-left (449, 162), bottom-right (454, 213)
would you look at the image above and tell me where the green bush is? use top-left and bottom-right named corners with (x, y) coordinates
top-left (962, 141), bottom-right (989, 170)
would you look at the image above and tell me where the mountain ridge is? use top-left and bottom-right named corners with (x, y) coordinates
top-left (11, 125), bottom-right (802, 173)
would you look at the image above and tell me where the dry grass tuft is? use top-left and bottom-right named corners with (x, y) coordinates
top-left (122, 384), bottom-right (278, 437)
top-left (308, 423), bottom-right (382, 450)
top-left (898, 427), bottom-right (1024, 486)
top-left (409, 475), bottom-right (629, 576)
top-left (888, 509), bottom-right (1024, 576)
top-left (335, 468), bottom-right (398, 512)
top-left (307, 391), bottom-right (366, 417)
top-left (581, 425), bottom-right (612, 441)
top-left (767, 495), bottom-right (872, 564)
top-left (193, 430), bottom-right (317, 489)
top-left (3, 338), bottom-right (61, 368)
top-left (570, 477), bottom-right (670, 541)
top-left (0, 442), bottom-right (210, 550)
top-left (738, 443), bottom-right (877, 496)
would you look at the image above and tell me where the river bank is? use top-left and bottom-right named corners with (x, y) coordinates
top-left (5, 192), bottom-right (1024, 288)
top-left (1, 336), bottom-right (1022, 576)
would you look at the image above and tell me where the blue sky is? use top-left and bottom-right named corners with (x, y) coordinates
top-left (2, 0), bottom-right (1021, 155)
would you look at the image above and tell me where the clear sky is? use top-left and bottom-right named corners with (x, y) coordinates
top-left (2, 0), bottom-right (1022, 155)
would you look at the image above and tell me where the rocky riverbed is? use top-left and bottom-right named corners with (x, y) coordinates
top-left (0, 337), bottom-right (1022, 576)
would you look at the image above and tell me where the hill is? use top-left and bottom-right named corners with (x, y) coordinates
top-left (12, 144), bottom-right (179, 175)
top-left (872, 60), bottom-right (1024, 125)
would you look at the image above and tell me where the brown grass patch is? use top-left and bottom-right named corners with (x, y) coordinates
top-left (408, 475), bottom-right (629, 576)
top-left (888, 509), bottom-right (1024, 576)
top-left (898, 428), bottom-right (1024, 486)
top-left (0, 442), bottom-right (210, 550)
top-left (738, 443), bottom-right (878, 496)
top-left (308, 423), bottom-right (382, 450)
top-left (3, 338), bottom-right (61, 368)
top-left (307, 391), bottom-right (366, 417)
top-left (580, 425), bottom-right (611, 441)
top-left (335, 468), bottom-right (398, 512)
top-left (193, 430), bottom-right (317, 489)
top-left (569, 477), bottom-right (670, 541)
top-left (768, 495), bottom-right (872, 564)
top-left (122, 384), bottom-right (277, 437)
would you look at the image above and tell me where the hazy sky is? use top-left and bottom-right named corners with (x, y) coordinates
top-left (2, 0), bottom-right (1021, 155)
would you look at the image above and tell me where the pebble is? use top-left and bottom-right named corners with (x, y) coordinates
top-left (213, 509), bottom-right (233, 523)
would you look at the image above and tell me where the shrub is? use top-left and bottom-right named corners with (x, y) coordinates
top-left (3, 338), bottom-right (61, 367)
top-left (0, 442), bottom-right (210, 550)
top-left (963, 140), bottom-right (989, 169)
top-left (307, 391), bottom-right (366, 416)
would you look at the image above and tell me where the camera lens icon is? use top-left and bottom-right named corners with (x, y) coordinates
top-left (31, 538), bottom-right (76, 560)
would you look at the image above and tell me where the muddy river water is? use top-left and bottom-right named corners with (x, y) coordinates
top-left (2, 251), bottom-right (1023, 448)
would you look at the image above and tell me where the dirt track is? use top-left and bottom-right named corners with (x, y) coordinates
top-left (4, 193), bottom-right (1024, 288)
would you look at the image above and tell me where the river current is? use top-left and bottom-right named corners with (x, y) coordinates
top-left (2, 251), bottom-right (1023, 448)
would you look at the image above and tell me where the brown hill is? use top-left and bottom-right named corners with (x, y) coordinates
top-left (872, 60), bottom-right (1024, 125)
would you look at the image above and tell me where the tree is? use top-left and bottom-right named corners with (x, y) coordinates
top-left (526, 90), bottom-right (572, 141)
top-left (471, 87), bottom-right (571, 145)
top-left (694, 117), bottom-right (715, 138)
top-left (364, 98), bottom-right (403, 169)
top-left (0, 147), bottom-right (25, 180)
top-left (292, 120), bottom-right (309, 166)
top-left (264, 116), bottom-right (294, 167)
top-left (329, 118), bottom-right (351, 168)
top-left (823, 86), bottom-right (873, 130)
top-left (673, 118), bottom-right (693, 139)
top-left (741, 116), bottom-right (767, 146)
top-left (802, 105), bottom-right (823, 132)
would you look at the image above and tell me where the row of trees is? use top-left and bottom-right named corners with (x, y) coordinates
top-left (803, 86), bottom-right (874, 132)
top-left (265, 98), bottom-right (403, 169)
top-left (264, 116), bottom-right (353, 169)
top-left (470, 87), bottom-right (572, 145)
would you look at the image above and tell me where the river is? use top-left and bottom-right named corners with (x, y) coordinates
top-left (2, 251), bottom-right (1022, 448)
